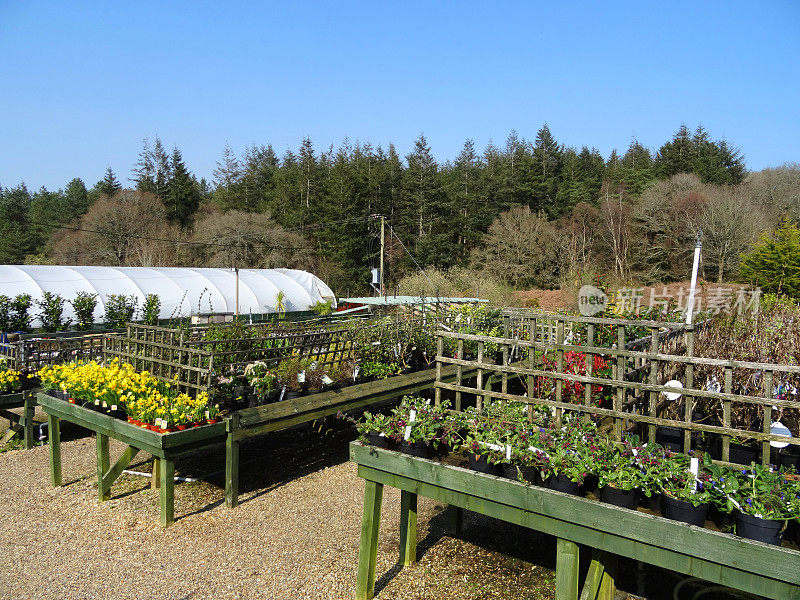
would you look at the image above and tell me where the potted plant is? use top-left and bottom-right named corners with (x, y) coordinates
top-left (658, 453), bottom-right (714, 526)
top-left (727, 464), bottom-right (795, 545)
top-left (339, 410), bottom-right (399, 449)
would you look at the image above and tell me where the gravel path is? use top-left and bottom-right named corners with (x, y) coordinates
top-left (0, 423), bottom-right (559, 600)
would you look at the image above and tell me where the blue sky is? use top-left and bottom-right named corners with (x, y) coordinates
top-left (1, 1), bottom-right (798, 191)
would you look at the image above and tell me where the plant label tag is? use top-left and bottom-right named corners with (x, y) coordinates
top-left (506, 444), bottom-right (512, 461)
top-left (279, 385), bottom-right (287, 402)
top-left (689, 457), bottom-right (699, 493)
top-left (409, 410), bottom-right (417, 423)
top-left (353, 366), bottom-right (359, 381)
top-left (298, 371), bottom-right (306, 383)
top-left (404, 425), bottom-right (412, 440)
top-left (322, 375), bottom-right (334, 385)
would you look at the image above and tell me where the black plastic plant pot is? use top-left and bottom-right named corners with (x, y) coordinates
top-left (729, 443), bottom-right (759, 466)
top-left (599, 485), bottom-right (639, 510)
top-left (663, 494), bottom-right (709, 526)
top-left (779, 447), bottom-right (800, 471)
top-left (366, 432), bottom-right (392, 450)
top-left (469, 453), bottom-right (500, 475)
top-left (502, 463), bottom-right (541, 485)
top-left (655, 426), bottom-right (683, 453)
top-left (546, 473), bottom-right (581, 496)
top-left (400, 440), bottom-right (432, 459)
top-left (735, 511), bottom-right (784, 546)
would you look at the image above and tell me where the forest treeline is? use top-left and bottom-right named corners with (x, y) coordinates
top-left (1, 124), bottom-right (798, 295)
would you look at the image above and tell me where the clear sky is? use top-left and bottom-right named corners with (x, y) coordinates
top-left (1, 1), bottom-right (799, 191)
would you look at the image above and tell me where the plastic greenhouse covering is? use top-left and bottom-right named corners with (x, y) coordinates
top-left (0, 265), bottom-right (336, 328)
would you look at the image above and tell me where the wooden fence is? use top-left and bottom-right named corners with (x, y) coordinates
top-left (0, 335), bottom-right (107, 373)
top-left (435, 312), bottom-right (800, 467)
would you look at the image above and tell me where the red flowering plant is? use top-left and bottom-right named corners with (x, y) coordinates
top-left (387, 395), bottom-right (456, 450)
top-left (531, 351), bottom-right (613, 408)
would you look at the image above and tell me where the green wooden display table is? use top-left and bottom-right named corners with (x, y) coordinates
top-left (350, 442), bottom-right (800, 600)
top-left (0, 391), bottom-right (35, 449)
top-left (224, 364), bottom-right (477, 509)
top-left (37, 392), bottom-right (226, 527)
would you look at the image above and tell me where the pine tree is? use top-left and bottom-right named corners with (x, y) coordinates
top-left (97, 167), bottom-right (122, 197)
top-left (63, 178), bottom-right (91, 220)
top-left (740, 218), bottom-right (800, 298)
top-left (531, 124), bottom-right (563, 216)
top-left (133, 138), bottom-right (156, 193)
top-left (213, 143), bottom-right (242, 211)
top-left (165, 147), bottom-right (200, 228)
top-left (654, 124), bottom-right (695, 178)
top-left (152, 138), bottom-right (171, 201)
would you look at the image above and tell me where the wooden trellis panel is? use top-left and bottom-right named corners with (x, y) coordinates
top-left (436, 313), bottom-right (800, 466)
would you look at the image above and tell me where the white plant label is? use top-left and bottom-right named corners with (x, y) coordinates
top-left (322, 375), bottom-right (334, 385)
top-left (279, 385), bottom-right (287, 402)
top-left (409, 410), bottom-right (417, 423)
top-left (689, 457), bottom-right (699, 493)
top-left (404, 425), bottom-right (412, 440)
top-left (353, 366), bottom-right (360, 381)
top-left (297, 371), bottom-right (306, 383)
top-left (506, 444), bottom-right (512, 461)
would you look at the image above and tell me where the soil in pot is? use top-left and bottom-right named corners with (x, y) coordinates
top-left (400, 440), bottom-right (433, 459)
top-left (468, 453), bottom-right (501, 475)
top-left (735, 511), bottom-right (784, 545)
top-left (599, 486), bottom-right (639, 510)
top-left (663, 494), bottom-right (709, 526)
top-left (546, 473), bottom-right (581, 495)
top-left (501, 463), bottom-right (541, 485)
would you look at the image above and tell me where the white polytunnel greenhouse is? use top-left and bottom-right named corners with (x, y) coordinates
top-left (0, 265), bottom-right (336, 328)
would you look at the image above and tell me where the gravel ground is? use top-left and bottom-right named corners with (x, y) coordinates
top-left (0, 421), bottom-right (563, 600)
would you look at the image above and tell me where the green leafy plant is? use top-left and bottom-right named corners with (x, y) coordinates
top-left (310, 299), bottom-right (333, 316)
top-left (10, 294), bottom-right (32, 332)
top-left (36, 291), bottom-right (71, 332)
top-left (104, 294), bottom-right (138, 328)
top-left (360, 360), bottom-right (399, 379)
top-left (142, 294), bottom-right (161, 326)
top-left (71, 291), bottom-right (98, 331)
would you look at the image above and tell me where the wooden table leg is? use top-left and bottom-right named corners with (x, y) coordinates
top-left (96, 433), bottom-right (110, 501)
top-left (159, 458), bottom-right (175, 528)
top-left (151, 458), bottom-right (160, 490)
top-left (225, 419), bottom-right (239, 508)
top-left (445, 505), bottom-right (462, 536)
top-left (355, 479), bottom-right (384, 600)
top-left (48, 414), bottom-right (61, 487)
top-left (399, 490), bottom-right (417, 566)
top-left (22, 391), bottom-right (35, 450)
top-left (597, 553), bottom-right (617, 600)
top-left (556, 538), bottom-right (579, 600)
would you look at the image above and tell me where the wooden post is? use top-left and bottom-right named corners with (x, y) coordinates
top-left (445, 505), bottom-right (462, 536)
top-left (477, 341), bottom-right (485, 412)
top-left (159, 458), bottom-right (175, 528)
top-left (22, 391), bottom-right (35, 450)
top-left (555, 538), bottom-right (579, 600)
top-left (355, 479), bottom-right (384, 600)
top-left (763, 370), bottom-right (773, 467)
top-left (584, 323), bottom-right (594, 412)
top-left (226, 413), bottom-right (240, 508)
top-left (527, 319), bottom-right (536, 422)
top-left (455, 339), bottom-right (463, 411)
top-left (435, 335), bottom-right (443, 406)
top-left (555, 321), bottom-right (564, 428)
top-left (399, 490), bottom-right (418, 566)
top-left (151, 458), bottom-right (160, 490)
top-left (96, 433), bottom-right (110, 501)
top-left (723, 366), bottom-right (733, 462)
top-left (597, 553), bottom-right (618, 600)
top-left (648, 327), bottom-right (659, 444)
top-left (47, 413), bottom-right (61, 487)
top-left (614, 325), bottom-right (625, 441)
top-left (684, 326), bottom-right (695, 453)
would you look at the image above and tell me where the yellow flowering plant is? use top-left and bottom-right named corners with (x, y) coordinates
top-left (38, 359), bottom-right (220, 432)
